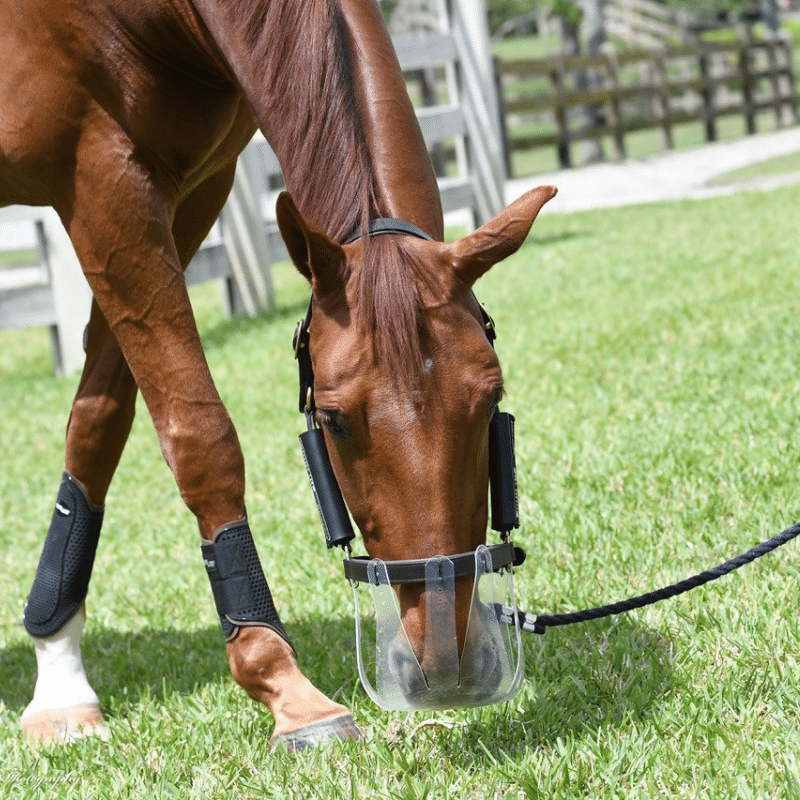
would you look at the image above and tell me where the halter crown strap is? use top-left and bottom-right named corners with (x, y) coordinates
top-left (343, 218), bottom-right (434, 245)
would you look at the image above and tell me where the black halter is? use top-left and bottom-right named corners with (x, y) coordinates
top-left (343, 217), bottom-right (435, 245)
top-left (293, 218), bottom-right (523, 582)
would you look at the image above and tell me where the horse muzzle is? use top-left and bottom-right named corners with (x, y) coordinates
top-left (345, 543), bottom-right (524, 710)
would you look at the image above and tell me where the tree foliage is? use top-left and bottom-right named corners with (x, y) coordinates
top-left (486, 0), bottom-right (537, 35)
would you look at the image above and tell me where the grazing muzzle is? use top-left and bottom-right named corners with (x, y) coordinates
top-left (298, 405), bottom-right (526, 710)
top-left (348, 544), bottom-right (524, 710)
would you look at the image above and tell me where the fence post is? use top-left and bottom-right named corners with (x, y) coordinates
top-left (760, 0), bottom-right (779, 34)
top-left (762, 36), bottom-right (784, 128)
top-left (780, 31), bottom-right (799, 125)
top-left (447, 0), bottom-right (506, 222)
top-left (601, 44), bottom-right (626, 160)
top-left (652, 46), bottom-right (674, 151)
top-left (764, 32), bottom-right (797, 128)
top-left (42, 211), bottom-right (92, 376)
top-left (493, 56), bottom-right (514, 179)
top-left (738, 30), bottom-right (757, 135)
top-left (552, 57), bottom-right (572, 169)
top-left (578, 0), bottom-right (607, 164)
top-left (217, 146), bottom-right (275, 317)
top-left (698, 46), bottom-right (717, 142)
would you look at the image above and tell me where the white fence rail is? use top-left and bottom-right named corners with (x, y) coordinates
top-left (0, 207), bottom-right (91, 376)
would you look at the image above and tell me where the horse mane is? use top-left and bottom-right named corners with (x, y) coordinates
top-left (228, 0), bottom-right (435, 386)
top-left (229, 0), bottom-right (380, 243)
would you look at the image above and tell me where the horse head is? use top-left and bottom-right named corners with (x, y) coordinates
top-left (277, 185), bottom-right (556, 708)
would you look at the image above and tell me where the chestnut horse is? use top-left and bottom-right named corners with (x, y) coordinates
top-left (2, 0), bottom-right (554, 748)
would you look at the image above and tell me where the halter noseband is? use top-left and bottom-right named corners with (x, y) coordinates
top-left (293, 218), bottom-right (524, 582)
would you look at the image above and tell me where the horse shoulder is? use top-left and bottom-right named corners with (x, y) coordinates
top-left (0, 0), bottom-right (254, 207)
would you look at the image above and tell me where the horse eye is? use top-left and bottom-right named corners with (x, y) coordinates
top-left (487, 387), bottom-right (504, 418)
top-left (317, 409), bottom-right (349, 437)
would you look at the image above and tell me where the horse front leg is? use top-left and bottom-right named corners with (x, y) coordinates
top-left (28, 156), bottom-right (359, 749)
top-left (22, 301), bottom-right (137, 744)
top-left (171, 173), bottom-right (361, 750)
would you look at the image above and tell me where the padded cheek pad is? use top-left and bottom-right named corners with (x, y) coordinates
top-left (24, 473), bottom-right (104, 638)
top-left (202, 520), bottom-right (290, 646)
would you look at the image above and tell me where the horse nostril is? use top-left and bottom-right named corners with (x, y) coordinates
top-left (459, 621), bottom-right (504, 698)
top-left (388, 640), bottom-right (428, 697)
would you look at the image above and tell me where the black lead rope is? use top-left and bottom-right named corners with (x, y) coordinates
top-left (509, 520), bottom-right (800, 636)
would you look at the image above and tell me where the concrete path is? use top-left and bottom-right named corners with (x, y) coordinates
top-left (506, 125), bottom-right (800, 213)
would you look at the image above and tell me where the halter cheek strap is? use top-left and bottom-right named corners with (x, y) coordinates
top-left (294, 219), bottom-right (435, 551)
top-left (294, 218), bottom-right (434, 418)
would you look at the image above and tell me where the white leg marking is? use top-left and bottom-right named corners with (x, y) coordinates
top-left (21, 608), bottom-right (107, 743)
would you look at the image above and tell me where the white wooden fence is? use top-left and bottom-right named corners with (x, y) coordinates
top-left (0, 0), bottom-right (504, 376)
top-left (0, 207), bottom-right (91, 376)
top-left (604, 0), bottom-right (701, 49)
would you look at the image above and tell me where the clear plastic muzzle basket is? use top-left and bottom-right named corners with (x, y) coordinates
top-left (350, 544), bottom-right (524, 710)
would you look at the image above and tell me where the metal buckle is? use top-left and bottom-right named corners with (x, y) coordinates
top-left (480, 303), bottom-right (496, 341)
top-left (293, 318), bottom-right (306, 359)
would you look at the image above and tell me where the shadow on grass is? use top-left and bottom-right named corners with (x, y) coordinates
top-left (0, 615), bottom-right (358, 716)
top-left (0, 613), bottom-right (672, 755)
top-left (528, 229), bottom-right (593, 248)
top-left (438, 615), bottom-right (676, 761)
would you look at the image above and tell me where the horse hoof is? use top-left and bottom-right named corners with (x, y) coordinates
top-left (271, 714), bottom-right (363, 752)
top-left (21, 702), bottom-right (109, 745)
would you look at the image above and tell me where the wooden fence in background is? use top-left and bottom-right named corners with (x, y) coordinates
top-left (498, 32), bottom-right (798, 172)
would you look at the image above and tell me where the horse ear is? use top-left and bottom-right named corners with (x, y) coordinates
top-left (275, 191), bottom-right (346, 296)
top-left (449, 185), bottom-right (557, 286)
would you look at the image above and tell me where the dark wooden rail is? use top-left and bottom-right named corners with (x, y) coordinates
top-left (498, 32), bottom-right (798, 172)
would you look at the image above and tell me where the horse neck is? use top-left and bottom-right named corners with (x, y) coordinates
top-left (330, 0), bottom-right (443, 240)
top-left (191, 0), bottom-right (443, 242)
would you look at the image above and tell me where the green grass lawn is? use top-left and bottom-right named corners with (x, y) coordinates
top-left (2, 184), bottom-right (800, 797)
top-left (707, 149), bottom-right (800, 186)
top-left (0, 249), bottom-right (38, 268)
